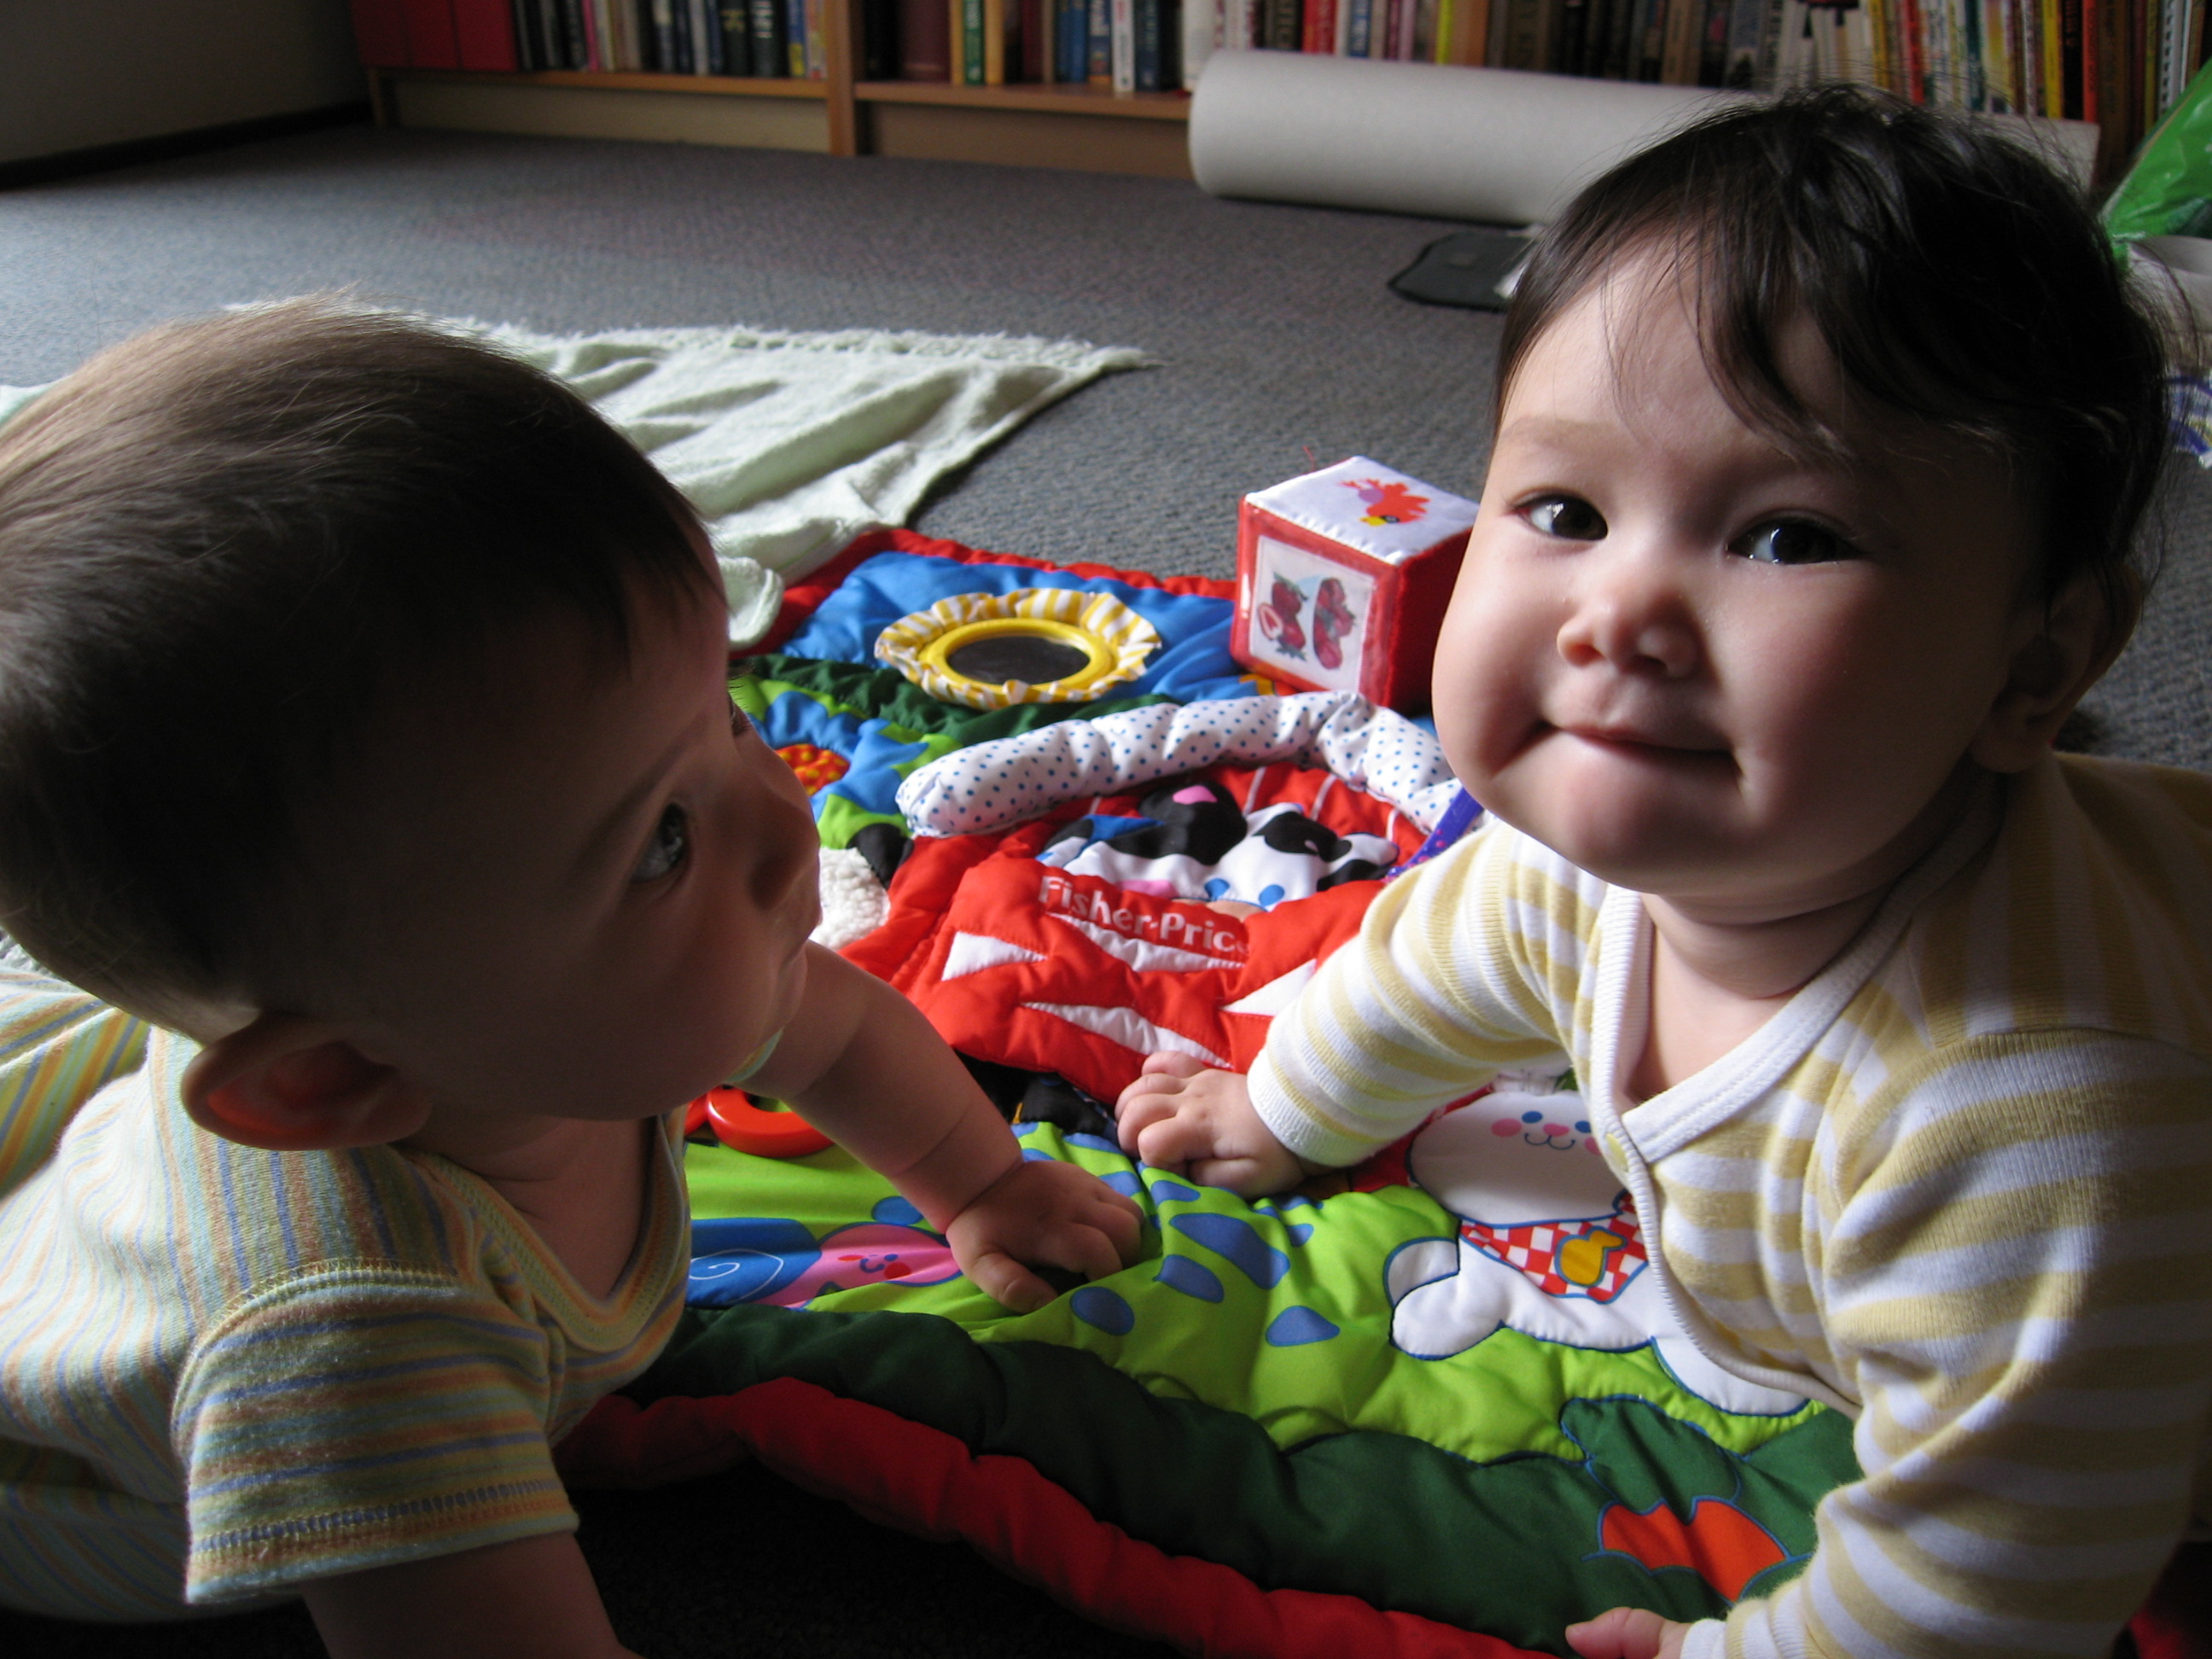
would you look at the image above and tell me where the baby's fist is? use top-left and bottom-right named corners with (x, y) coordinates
top-left (1566, 1608), bottom-right (1690, 1659)
top-left (1113, 1054), bottom-right (1307, 1196)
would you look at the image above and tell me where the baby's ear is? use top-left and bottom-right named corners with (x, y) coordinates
top-left (182, 1012), bottom-right (431, 1152)
top-left (1970, 569), bottom-right (2140, 773)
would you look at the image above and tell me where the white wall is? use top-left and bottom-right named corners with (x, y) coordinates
top-left (0, 0), bottom-right (364, 166)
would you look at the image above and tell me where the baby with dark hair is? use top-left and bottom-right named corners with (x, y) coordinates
top-left (0, 301), bottom-right (1142, 1655)
top-left (1119, 86), bottom-right (2210, 1659)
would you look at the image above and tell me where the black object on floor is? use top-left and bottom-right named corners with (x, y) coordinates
top-left (1389, 227), bottom-right (1535, 311)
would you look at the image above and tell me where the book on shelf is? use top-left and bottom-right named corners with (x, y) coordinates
top-left (1090, 0), bottom-right (1115, 79)
top-left (896, 0), bottom-right (952, 74)
top-left (721, 0), bottom-right (756, 72)
top-left (1112, 0), bottom-right (1138, 86)
top-left (454, 0), bottom-right (521, 66)
top-left (748, 0), bottom-right (788, 72)
top-left (860, 0), bottom-right (900, 74)
top-left (785, 0), bottom-right (809, 73)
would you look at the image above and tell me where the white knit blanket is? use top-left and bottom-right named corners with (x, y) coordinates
top-left (0, 317), bottom-right (1149, 643)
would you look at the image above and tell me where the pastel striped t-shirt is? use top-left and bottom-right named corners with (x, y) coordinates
top-left (0, 970), bottom-right (690, 1621)
top-left (1250, 753), bottom-right (2212, 1659)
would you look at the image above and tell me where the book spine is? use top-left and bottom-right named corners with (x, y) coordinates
top-left (581, 0), bottom-right (605, 67)
top-left (806, 0), bottom-right (828, 72)
top-left (1021, 0), bottom-right (1045, 79)
top-left (1348, 0), bottom-right (1372, 49)
top-left (2079, 0), bottom-right (2097, 119)
top-left (783, 0), bottom-right (806, 71)
top-left (719, 0), bottom-right (753, 70)
top-left (1557, 0), bottom-right (1589, 65)
top-left (1091, 0), bottom-right (1115, 80)
top-left (1660, 0), bottom-right (1699, 77)
top-left (963, 0), bottom-right (986, 79)
top-left (895, 0), bottom-right (949, 73)
top-left (745, 0), bottom-right (783, 70)
top-left (1630, 0), bottom-right (1658, 75)
top-left (983, 0), bottom-right (1008, 77)
top-left (559, 0), bottom-right (589, 63)
top-left (1113, 0), bottom-right (1138, 83)
top-left (2058, 0), bottom-right (2081, 114)
top-left (1135, 0), bottom-right (1161, 79)
top-left (1639, 0), bottom-right (1669, 76)
top-left (1062, 0), bottom-right (1088, 73)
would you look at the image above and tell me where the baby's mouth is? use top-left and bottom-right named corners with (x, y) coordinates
top-left (1553, 722), bottom-right (1735, 771)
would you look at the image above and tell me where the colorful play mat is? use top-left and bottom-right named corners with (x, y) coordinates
top-left (566, 528), bottom-right (1862, 1659)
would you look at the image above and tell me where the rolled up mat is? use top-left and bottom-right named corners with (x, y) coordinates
top-left (1188, 53), bottom-right (2101, 224)
top-left (1189, 51), bottom-right (1738, 224)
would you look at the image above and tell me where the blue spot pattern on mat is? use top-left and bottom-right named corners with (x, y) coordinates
top-left (1265, 1307), bottom-right (1340, 1346)
top-left (1284, 1223), bottom-right (1313, 1246)
top-left (1022, 1147), bottom-right (1057, 1162)
top-left (1169, 1213), bottom-right (1289, 1288)
top-left (1101, 1169), bottom-right (1144, 1197)
top-left (871, 1196), bottom-right (924, 1227)
top-left (1155, 1254), bottom-right (1225, 1303)
top-left (1067, 1132), bottom-right (1122, 1155)
top-left (1147, 1178), bottom-right (1202, 1203)
top-left (1012, 1121), bottom-right (1044, 1137)
top-left (1071, 1286), bottom-right (1135, 1335)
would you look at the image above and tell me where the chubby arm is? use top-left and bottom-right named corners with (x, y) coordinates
top-left (747, 944), bottom-right (1142, 1310)
top-left (303, 1533), bottom-right (637, 1659)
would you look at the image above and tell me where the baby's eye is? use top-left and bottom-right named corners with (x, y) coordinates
top-left (631, 803), bottom-right (690, 884)
top-left (1735, 519), bottom-right (1852, 565)
top-left (1526, 496), bottom-right (1607, 541)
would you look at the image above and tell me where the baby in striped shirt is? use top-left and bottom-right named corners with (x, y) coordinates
top-left (0, 300), bottom-right (1140, 1653)
top-left (1118, 86), bottom-right (2210, 1659)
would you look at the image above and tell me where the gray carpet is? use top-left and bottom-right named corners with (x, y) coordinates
top-left (0, 116), bottom-right (2203, 1659)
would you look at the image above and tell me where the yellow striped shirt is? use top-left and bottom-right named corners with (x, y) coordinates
top-left (1251, 753), bottom-right (2212, 1659)
top-left (0, 970), bottom-right (689, 1620)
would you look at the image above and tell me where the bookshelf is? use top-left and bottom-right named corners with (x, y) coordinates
top-left (369, 0), bottom-right (1196, 178)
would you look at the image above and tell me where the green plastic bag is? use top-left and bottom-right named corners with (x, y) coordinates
top-left (2109, 61), bottom-right (2212, 242)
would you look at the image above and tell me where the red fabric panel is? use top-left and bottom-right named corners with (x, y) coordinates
top-left (560, 1382), bottom-right (1548, 1659)
top-left (754, 528), bottom-right (1237, 655)
top-left (451, 0), bottom-right (521, 68)
top-left (347, 0), bottom-right (410, 65)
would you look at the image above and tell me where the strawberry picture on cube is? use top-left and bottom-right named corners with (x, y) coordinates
top-left (1232, 457), bottom-right (1481, 712)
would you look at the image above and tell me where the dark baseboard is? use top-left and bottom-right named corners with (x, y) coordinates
top-left (0, 102), bottom-right (373, 190)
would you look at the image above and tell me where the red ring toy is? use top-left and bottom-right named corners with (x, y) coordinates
top-left (694, 1086), bottom-right (834, 1158)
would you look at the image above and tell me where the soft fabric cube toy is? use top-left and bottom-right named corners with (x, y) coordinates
top-left (1233, 457), bottom-right (1481, 712)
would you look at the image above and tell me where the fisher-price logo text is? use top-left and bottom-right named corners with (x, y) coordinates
top-left (1038, 873), bottom-right (1247, 959)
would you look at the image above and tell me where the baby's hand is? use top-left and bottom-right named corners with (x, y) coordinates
top-left (1566, 1608), bottom-right (1691, 1659)
top-left (1114, 1053), bottom-right (1307, 1196)
top-left (945, 1156), bottom-right (1144, 1314)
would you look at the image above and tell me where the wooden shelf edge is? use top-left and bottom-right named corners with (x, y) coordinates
top-left (853, 80), bottom-right (1191, 119)
top-left (377, 67), bottom-right (831, 101)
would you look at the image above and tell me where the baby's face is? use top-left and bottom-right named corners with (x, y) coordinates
top-left (302, 585), bottom-right (820, 1129)
top-left (1435, 259), bottom-right (2040, 920)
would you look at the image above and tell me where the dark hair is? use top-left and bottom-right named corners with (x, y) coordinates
top-left (0, 299), bottom-right (716, 1017)
top-left (1497, 84), bottom-right (2171, 609)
